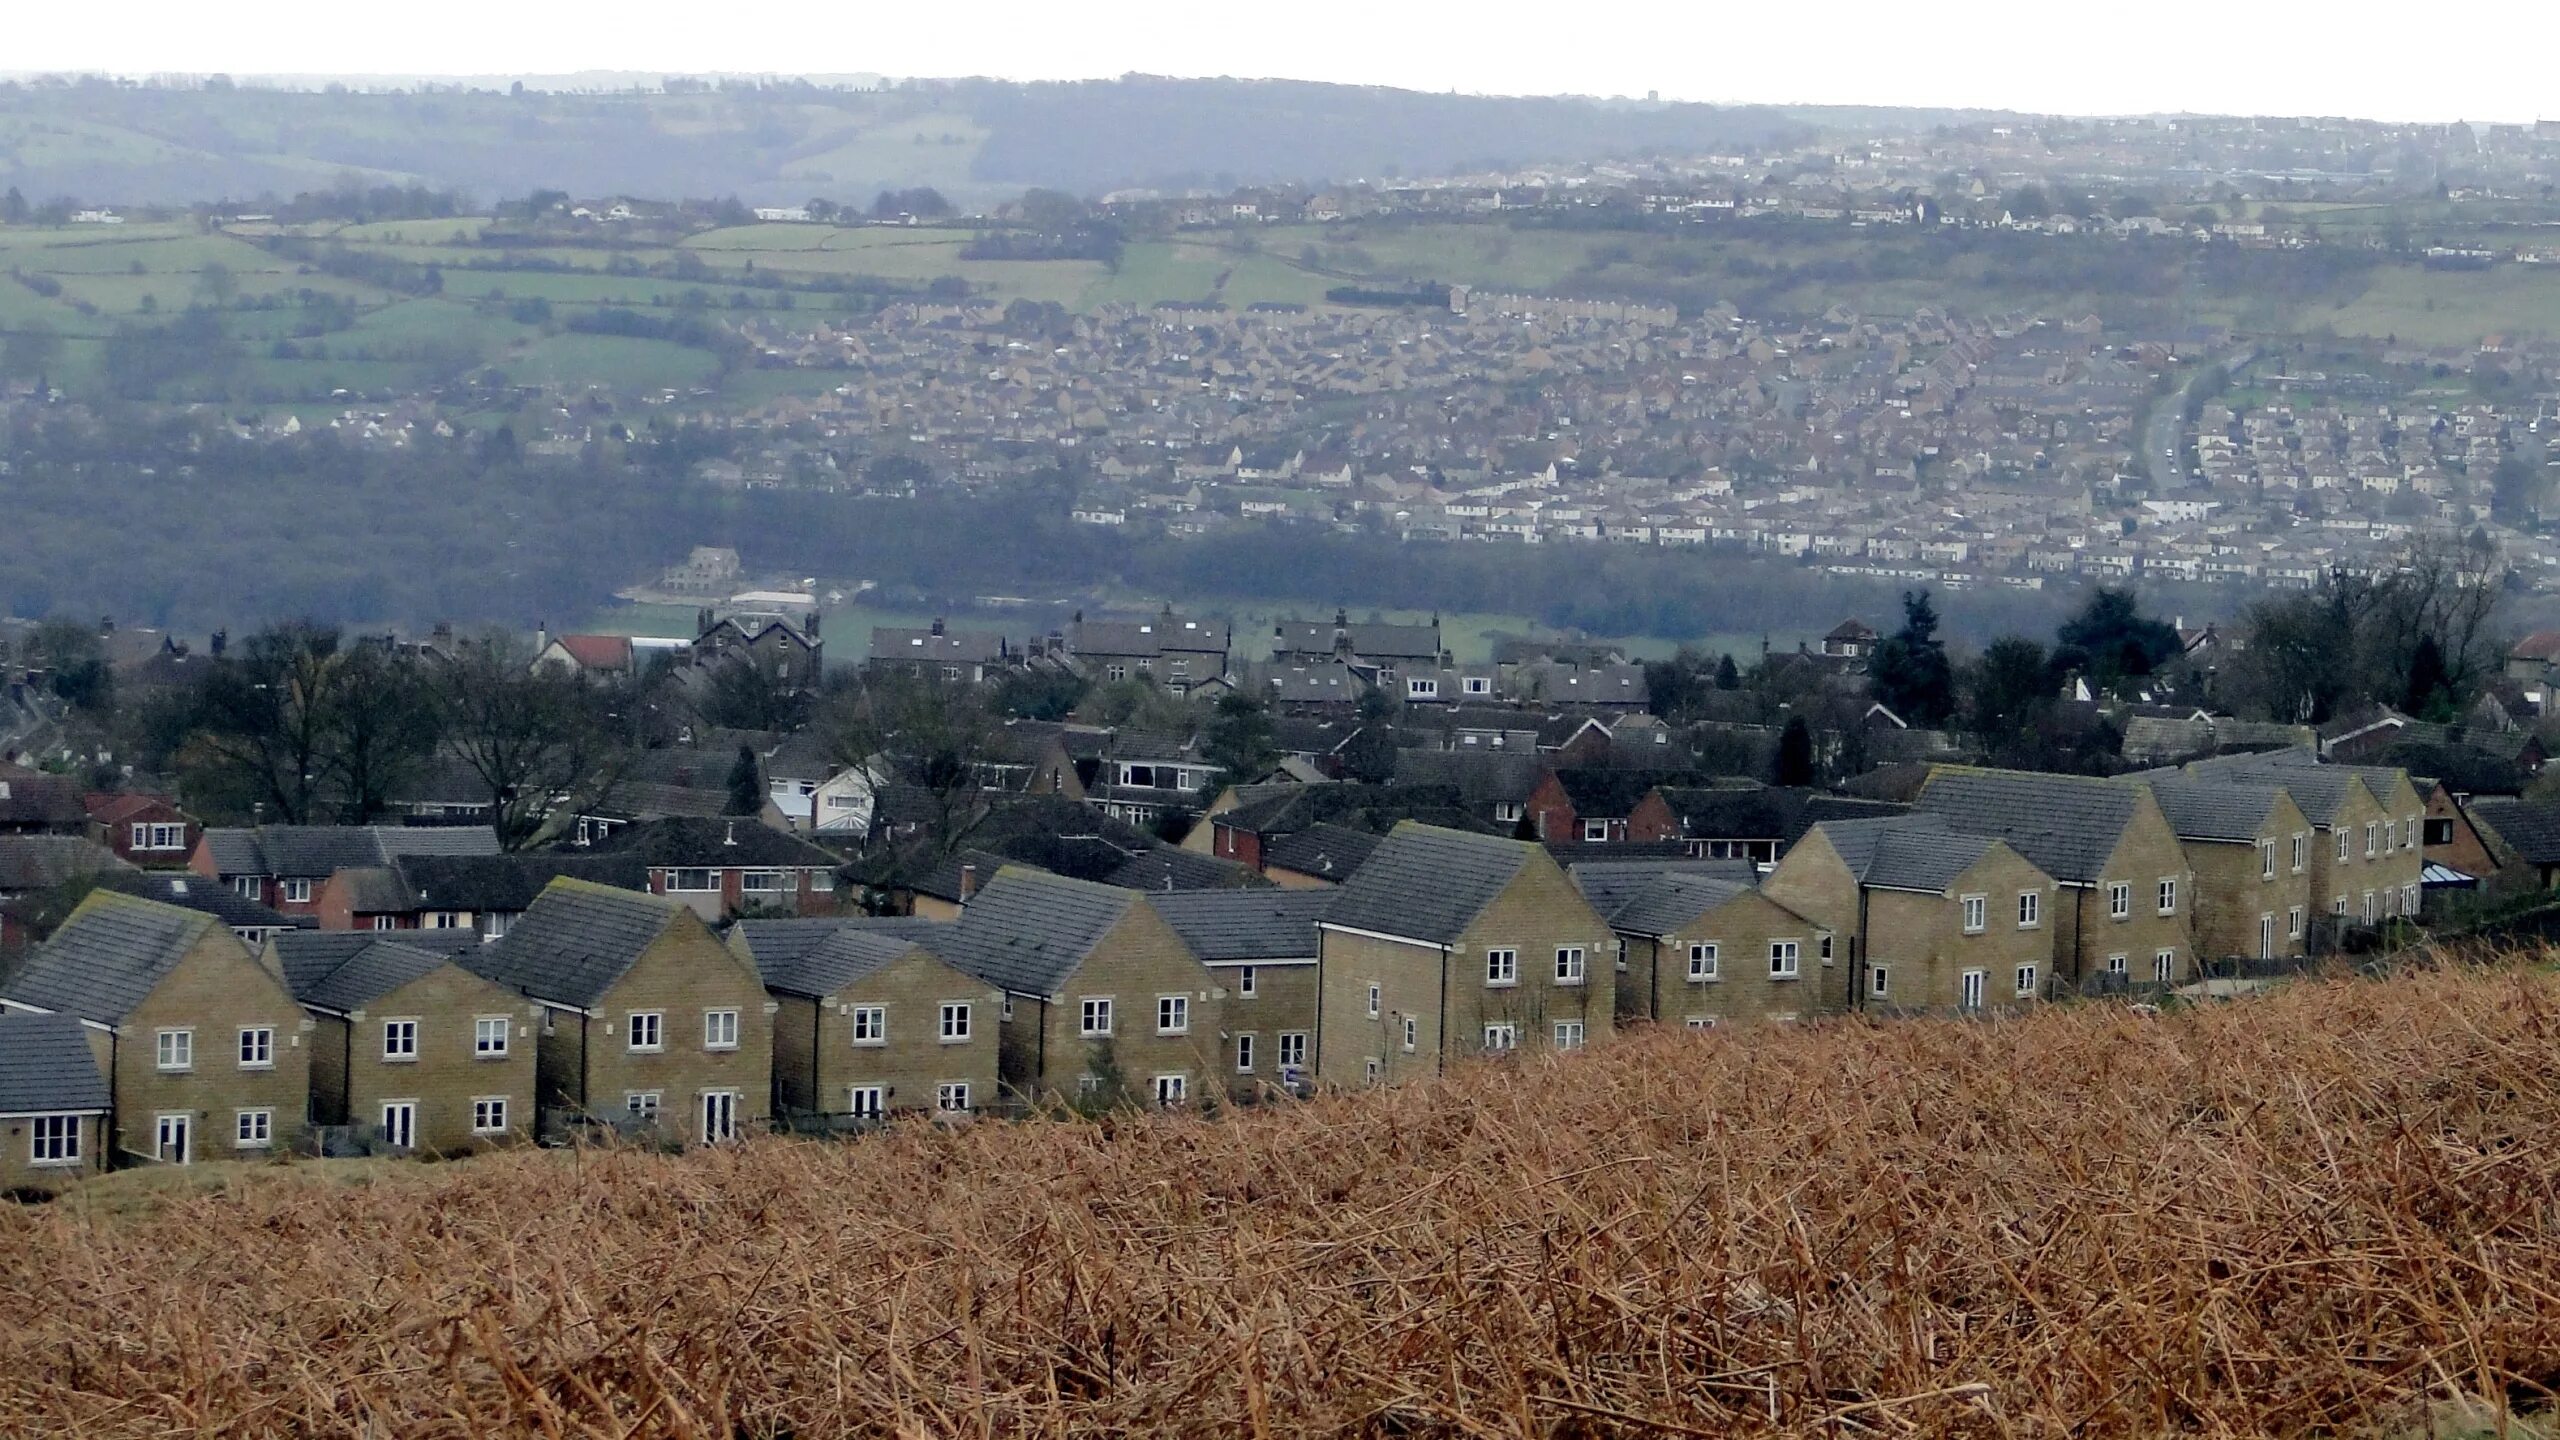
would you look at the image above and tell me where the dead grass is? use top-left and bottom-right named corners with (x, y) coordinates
top-left (6, 962), bottom-right (2560, 1436)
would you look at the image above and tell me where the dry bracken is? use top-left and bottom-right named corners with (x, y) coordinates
top-left (6, 961), bottom-right (2560, 1437)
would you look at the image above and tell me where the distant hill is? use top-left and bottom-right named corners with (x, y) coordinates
top-left (0, 75), bottom-right (1812, 209)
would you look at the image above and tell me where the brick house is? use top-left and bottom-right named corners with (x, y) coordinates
top-left (85, 792), bottom-right (200, 869)
top-left (1524, 769), bottom-right (1687, 844)
top-left (273, 932), bottom-right (540, 1153)
top-left (191, 825), bottom-right (503, 918)
top-left (0, 891), bottom-right (312, 1166)
top-left (312, 851), bottom-right (650, 937)
top-left (0, 1010), bottom-right (112, 1191)
top-left (1315, 823), bottom-right (1614, 1087)
top-left (733, 918), bottom-right (1001, 1121)
top-left (1912, 769), bottom-right (2195, 990)
top-left (590, 817), bottom-right (844, 921)
top-left (1761, 815), bottom-right (2058, 1014)
top-left (0, 769), bottom-right (86, 836)
top-left (2422, 782), bottom-right (2508, 891)
top-left (1147, 889), bottom-right (1333, 1093)
top-left (463, 879), bottom-right (775, 1145)
top-left (1603, 873), bottom-right (1832, 1028)
top-left (927, 868), bottom-right (1227, 1107)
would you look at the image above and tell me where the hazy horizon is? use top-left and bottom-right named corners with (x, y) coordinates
top-left (18, 0), bottom-right (2560, 126)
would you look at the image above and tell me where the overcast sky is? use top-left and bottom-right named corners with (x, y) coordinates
top-left (15, 0), bottom-right (2559, 124)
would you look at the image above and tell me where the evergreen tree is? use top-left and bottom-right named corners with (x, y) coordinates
top-left (1774, 716), bottom-right (1817, 787)
top-left (1202, 690), bottom-right (1279, 783)
top-left (2055, 588), bottom-right (2182, 694)
top-left (2404, 634), bottom-right (2456, 721)
top-left (1868, 590), bottom-right (1955, 727)
top-left (724, 744), bottom-right (763, 816)
top-left (1714, 653), bottom-right (1741, 690)
top-left (1, 187), bottom-right (25, 225)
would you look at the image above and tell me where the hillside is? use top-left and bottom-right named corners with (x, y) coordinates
top-left (3, 962), bottom-right (2557, 1435)
top-left (0, 77), bottom-right (1810, 208)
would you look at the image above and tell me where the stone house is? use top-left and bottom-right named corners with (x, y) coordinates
top-left (732, 918), bottom-right (1000, 1120)
top-left (0, 890), bottom-right (311, 1165)
top-left (1761, 815), bottom-right (2057, 1014)
top-left (463, 879), bottom-right (774, 1145)
top-left (2143, 778), bottom-right (2315, 962)
top-left (1602, 873), bottom-right (1830, 1027)
top-left (2187, 753), bottom-right (2424, 929)
top-left (1314, 823), bottom-right (1614, 1087)
top-left (926, 868), bottom-right (1226, 1106)
top-left (1146, 889), bottom-right (1332, 1092)
top-left (0, 1010), bottom-right (112, 1191)
top-left (273, 932), bottom-right (541, 1153)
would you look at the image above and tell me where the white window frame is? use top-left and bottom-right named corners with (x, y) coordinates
top-left (704, 1008), bottom-right (741, 1050)
top-left (1481, 1022), bottom-right (1518, 1052)
top-left (1400, 1015), bottom-right (1418, 1052)
top-left (282, 878), bottom-right (313, 904)
top-left (235, 1107), bottom-right (273, 1149)
top-left (628, 1011), bottom-right (664, 1053)
top-left (28, 1114), bottom-right (81, 1167)
top-left (667, 868), bottom-right (717, 893)
top-left (1365, 982), bottom-right (1381, 1019)
top-left (1960, 969), bottom-right (1986, 1010)
top-left (154, 1112), bottom-right (191, 1165)
top-left (2288, 906), bottom-right (2306, 939)
top-left (1960, 894), bottom-right (1986, 934)
top-left (381, 1018), bottom-right (419, 1062)
top-left (700, 1089), bottom-right (739, 1144)
top-left (936, 1081), bottom-right (971, 1113)
top-left (2364, 821), bottom-right (2379, 857)
top-left (1553, 946), bottom-right (1586, 985)
top-left (1152, 1073), bottom-right (1187, 1106)
top-left (471, 1097), bottom-right (509, 1135)
top-left (846, 1086), bottom-right (883, 1119)
top-left (1868, 964), bottom-right (1889, 1000)
top-left (2154, 950), bottom-right (2177, 982)
top-left (1079, 998), bottom-right (1112, 1038)
top-left (2014, 963), bottom-right (2039, 998)
top-left (939, 1002), bottom-right (972, 1043)
top-left (1155, 994), bottom-right (1189, 1035)
top-left (1485, 948), bottom-right (1518, 987)
top-left (2337, 829), bottom-right (2350, 862)
top-left (2106, 953), bottom-right (2129, 976)
top-left (2259, 841), bottom-right (2277, 880)
top-left (2017, 891), bottom-right (2041, 929)
top-left (2107, 882), bottom-right (2130, 919)
top-left (474, 1016), bottom-right (510, 1057)
top-left (1237, 965), bottom-right (1256, 999)
top-left (1553, 1020), bottom-right (1585, 1051)
top-left (1235, 1034), bottom-right (1255, 1073)
top-left (625, 1091), bottom-right (662, 1122)
top-left (1581, 819), bottom-right (1610, 842)
top-left (156, 1027), bottom-right (193, 1072)
top-left (379, 1101), bottom-right (416, 1150)
top-left (1769, 940), bottom-right (1801, 979)
top-left (2291, 833), bottom-right (2307, 872)
top-left (1687, 942), bottom-right (1719, 982)
top-left (851, 1005), bottom-right (887, 1046)
top-left (2156, 878), bottom-right (2177, 916)
top-left (1277, 1033), bottom-right (1308, 1070)
top-left (237, 1025), bottom-right (274, 1070)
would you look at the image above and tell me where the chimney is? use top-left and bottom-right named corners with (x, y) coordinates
top-left (210, 629), bottom-right (227, 658)
top-left (723, 821), bottom-right (739, 847)
top-left (959, 863), bottom-right (979, 903)
top-left (536, 620), bottom-right (551, 652)
top-left (930, 617), bottom-right (946, 637)
top-left (805, 611), bottom-right (820, 639)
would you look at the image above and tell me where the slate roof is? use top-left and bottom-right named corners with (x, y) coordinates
top-left (1102, 846), bottom-right (1270, 894)
top-left (2144, 778), bottom-right (2282, 844)
top-left (925, 868), bottom-right (1137, 997)
top-left (1607, 873), bottom-right (1761, 937)
top-left (2, 890), bottom-right (224, 1024)
top-left (393, 852), bottom-right (652, 913)
top-left (1552, 768), bottom-right (1694, 819)
top-left (2186, 752), bottom-right (2369, 826)
top-left (1568, 858), bottom-right (1757, 920)
top-left (1273, 616), bottom-right (1442, 662)
top-left (730, 915), bottom-right (949, 977)
top-left (464, 879), bottom-right (685, 1009)
top-left (1146, 889), bottom-right (1334, 962)
top-left (588, 816), bottom-right (840, 869)
top-left (0, 772), bottom-right (86, 830)
top-left (0, 1011), bottom-right (110, 1116)
top-left (1390, 749), bottom-right (1547, 807)
top-left (1814, 814), bottom-right (2003, 895)
top-left (297, 940), bottom-right (456, 1015)
top-left (2466, 797), bottom-right (2560, 866)
top-left (269, 929), bottom-right (479, 998)
top-left (1656, 785), bottom-right (1909, 843)
top-left (1913, 770), bottom-right (2143, 884)
top-left (1263, 823), bottom-right (1383, 882)
top-left (96, 870), bottom-right (301, 933)
top-left (200, 825), bottom-right (502, 878)
top-left (0, 835), bottom-right (130, 893)
top-left (1320, 822), bottom-right (1537, 946)
top-left (761, 929), bottom-right (934, 999)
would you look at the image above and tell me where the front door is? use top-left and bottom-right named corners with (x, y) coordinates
top-left (1960, 969), bottom-right (1986, 1011)
top-left (381, 1101), bottom-right (417, 1150)
top-left (701, 1090), bottom-right (738, 1144)
top-left (154, 1113), bottom-right (191, 1165)
top-left (2259, 913), bottom-right (2276, 961)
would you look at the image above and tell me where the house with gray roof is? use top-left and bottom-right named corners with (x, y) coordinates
top-left (1314, 822), bottom-right (1613, 1086)
top-left (189, 824), bottom-right (502, 918)
top-left (1763, 813), bottom-right (2059, 1014)
top-left (1147, 889), bottom-right (1332, 1090)
top-left (463, 878), bottom-right (771, 1145)
top-left (1603, 871), bottom-right (1829, 1028)
top-left (281, 936), bottom-right (542, 1154)
top-left (0, 1010), bottom-right (112, 1190)
top-left (729, 919), bottom-right (999, 1121)
top-left (926, 867), bottom-right (1225, 1105)
top-left (0, 890), bottom-right (309, 1167)
top-left (1912, 768), bottom-right (2196, 988)
top-left (2142, 778), bottom-right (2314, 963)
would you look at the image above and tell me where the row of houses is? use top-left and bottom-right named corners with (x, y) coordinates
top-left (0, 747), bottom-right (2426, 1192)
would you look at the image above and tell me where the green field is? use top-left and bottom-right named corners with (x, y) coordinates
top-left (4, 212), bottom-right (2558, 406)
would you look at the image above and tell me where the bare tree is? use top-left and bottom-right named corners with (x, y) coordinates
top-left (431, 632), bottom-right (621, 851)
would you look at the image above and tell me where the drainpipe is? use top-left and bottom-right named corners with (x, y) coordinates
top-left (1435, 943), bottom-right (1450, 1076)
top-left (807, 999), bottom-right (823, 1116)
top-left (340, 1021), bottom-right (353, 1127)
top-left (1035, 997), bottom-right (1048, 1098)
top-left (1855, 886), bottom-right (1872, 1012)
top-left (2072, 885), bottom-right (2089, 993)
top-left (1648, 935), bottom-right (1660, 1022)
